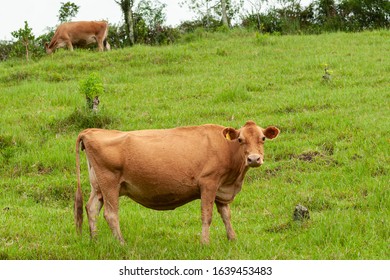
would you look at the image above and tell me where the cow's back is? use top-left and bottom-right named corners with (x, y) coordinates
top-left (62, 21), bottom-right (107, 43)
top-left (122, 125), bottom-right (229, 176)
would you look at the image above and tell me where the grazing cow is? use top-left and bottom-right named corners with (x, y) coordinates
top-left (45, 21), bottom-right (110, 54)
top-left (74, 121), bottom-right (280, 244)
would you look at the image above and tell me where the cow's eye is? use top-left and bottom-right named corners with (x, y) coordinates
top-left (262, 137), bottom-right (266, 141)
top-left (238, 138), bottom-right (243, 143)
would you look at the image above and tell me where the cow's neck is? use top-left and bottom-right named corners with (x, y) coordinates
top-left (226, 145), bottom-right (249, 184)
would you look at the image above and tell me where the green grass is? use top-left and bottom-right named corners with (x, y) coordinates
top-left (0, 29), bottom-right (389, 259)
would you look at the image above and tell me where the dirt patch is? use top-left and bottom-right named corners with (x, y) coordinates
top-left (264, 166), bottom-right (282, 177)
top-left (295, 151), bottom-right (323, 162)
top-left (293, 150), bottom-right (339, 167)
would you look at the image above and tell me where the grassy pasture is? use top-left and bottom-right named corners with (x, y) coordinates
top-left (0, 30), bottom-right (389, 259)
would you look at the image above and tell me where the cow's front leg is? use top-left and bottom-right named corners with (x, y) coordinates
top-left (216, 201), bottom-right (236, 241)
top-left (200, 186), bottom-right (217, 244)
top-left (66, 40), bottom-right (74, 51)
top-left (97, 39), bottom-right (104, 51)
top-left (200, 198), bottom-right (213, 244)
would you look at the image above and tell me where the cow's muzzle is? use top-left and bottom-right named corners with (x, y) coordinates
top-left (247, 154), bottom-right (263, 167)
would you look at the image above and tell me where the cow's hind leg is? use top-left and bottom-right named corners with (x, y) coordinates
top-left (86, 188), bottom-right (103, 240)
top-left (65, 39), bottom-right (74, 51)
top-left (99, 176), bottom-right (125, 244)
top-left (103, 193), bottom-right (124, 244)
top-left (216, 201), bottom-right (236, 241)
top-left (85, 164), bottom-right (103, 239)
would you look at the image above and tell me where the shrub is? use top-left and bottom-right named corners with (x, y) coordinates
top-left (0, 41), bottom-right (13, 61)
top-left (79, 73), bottom-right (104, 111)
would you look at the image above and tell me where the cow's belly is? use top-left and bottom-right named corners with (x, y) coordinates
top-left (74, 36), bottom-right (96, 46)
top-left (119, 180), bottom-right (200, 210)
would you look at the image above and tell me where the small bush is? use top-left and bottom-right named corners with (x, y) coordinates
top-left (0, 41), bottom-right (13, 61)
top-left (79, 73), bottom-right (104, 111)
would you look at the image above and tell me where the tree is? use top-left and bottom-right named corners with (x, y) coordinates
top-left (134, 0), bottom-right (168, 44)
top-left (180, 0), bottom-right (243, 28)
top-left (180, 0), bottom-right (215, 28)
top-left (221, 0), bottom-right (229, 26)
top-left (136, 0), bottom-right (167, 30)
top-left (58, 1), bottom-right (80, 23)
top-left (11, 21), bottom-right (34, 61)
top-left (246, 0), bottom-right (268, 31)
top-left (313, 0), bottom-right (340, 31)
top-left (338, 0), bottom-right (390, 30)
top-left (115, 0), bottom-right (136, 46)
top-left (114, 0), bottom-right (170, 46)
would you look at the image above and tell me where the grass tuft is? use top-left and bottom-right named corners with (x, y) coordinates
top-left (48, 108), bottom-right (117, 133)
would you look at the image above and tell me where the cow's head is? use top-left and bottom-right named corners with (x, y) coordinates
top-left (223, 121), bottom-right (279, 168)
top-left (44, 43), bottom-right (53, 54)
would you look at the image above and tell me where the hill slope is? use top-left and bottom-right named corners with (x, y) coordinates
top-left (0, 30), bottom-right (389, 259)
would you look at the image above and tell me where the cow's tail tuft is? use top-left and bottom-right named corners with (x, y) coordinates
top-left (75, 134), bottom-right (84, 235)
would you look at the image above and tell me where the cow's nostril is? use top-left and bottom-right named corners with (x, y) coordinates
top-left (247, 155), bottom-right (262, 167)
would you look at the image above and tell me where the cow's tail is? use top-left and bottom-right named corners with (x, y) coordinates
top-left (75, 134), bottom-right (84, 235)
top-left (104, 39), bottom-right (111, 51)
top-left (103, 22), bottom-right (111, 51)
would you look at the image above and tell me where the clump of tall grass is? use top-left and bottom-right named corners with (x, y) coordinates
top-left (49, 107), bottom-right (116, 133)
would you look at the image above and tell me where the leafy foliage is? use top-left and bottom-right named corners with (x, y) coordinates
top-left (79, 73), bottom-right (104, 110)
top-left (242, 0), bottom-right (390, 33)
top-left (180, 0), bottom-right (243, 27)
top-left (136, 0), bottom-right (167, 29)
top-left (0, 41), bottom-right (13, 61)
top-left (58, 1), bottom-right (80, 23)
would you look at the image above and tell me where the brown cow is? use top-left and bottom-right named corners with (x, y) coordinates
top-left (74, 121), bottom-right (280, 244)
top-left (45, 21), bottom-right (110, 54)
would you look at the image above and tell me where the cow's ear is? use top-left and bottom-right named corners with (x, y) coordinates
top-left (263, 126), bottom-right (280, 140)
top-left (223, 127), bottom-right (239, 141)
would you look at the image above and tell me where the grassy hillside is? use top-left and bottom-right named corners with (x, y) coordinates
top-left (0, 29), bottom-right (389, 259)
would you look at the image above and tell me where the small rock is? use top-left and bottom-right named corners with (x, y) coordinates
top-left (293, 204), bottom-right (310, 221)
